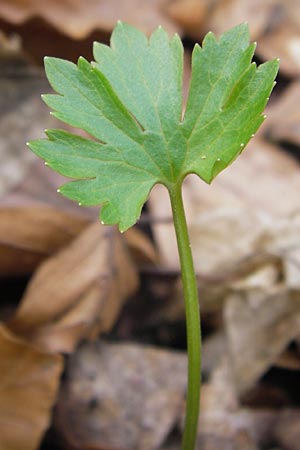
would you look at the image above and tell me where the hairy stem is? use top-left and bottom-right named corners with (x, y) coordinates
top-left (168, 182), bottom-right (201, 450)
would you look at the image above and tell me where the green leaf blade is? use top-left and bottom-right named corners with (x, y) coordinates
top-left (93, 22), bottom-right (184, 137)
top-left (43, 56), bottom-right (144, 145)
top-left (29, 22), bottom-right (278, 230)
top-left (60, 174), bottom-right (156, 232)
top-left (182, 25), bottom-right (279, 182)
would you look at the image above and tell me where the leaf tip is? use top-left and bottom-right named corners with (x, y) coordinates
top-left (116, 19), bottom-right (124, 28)
top-left (93, 40), bottom-right (101, 53)
top-left (57, 188), bottom-right (61, 193)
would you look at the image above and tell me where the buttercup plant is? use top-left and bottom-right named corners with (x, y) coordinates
top-left (28, 22), bottom-right (279, 450)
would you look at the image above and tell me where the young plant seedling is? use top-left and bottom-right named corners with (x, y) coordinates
top-left (28, 22), bottom-right (278, 450)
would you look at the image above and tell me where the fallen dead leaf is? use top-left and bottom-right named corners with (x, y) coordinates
top-left (274, 348), bottom-right (300, 371)
top-left (257, 212), bottom-right (300, 289)
top-left (149, 138), bottom-right (300, 272)
top-left (264, 81), bottom-right (300, 146)
top-left (172, 0), bottom-right (300, 78)
top-left (197, 360), bottom-right (259, 450)
top-left (8, 222), bottom-right (138, 353)
top-left (56, 341), bottom-right (187, 450)
top-left (273, 409), bottom-right (300, 450)
top-left (0, 206), bottom-right (89, 277)
top-left (204, 0), bottom-right (277, 40)
top-left (0, 41), bottom-right (53, 200)
top-left (0, 29), bottom-right (20, 55)
top-left (1, 157), bottom-right (98, 219)
top-left (164, 0), bottom-right (208, 39)
top-left (224, 286), bottom-right (300, 394)
top-left (258, 16), bottom-right (300, 78)
top-left (0, 324), bottom-right (63, 450)
top-left (0, 0), bottom-right (179, 40)
top-left (124, 227), bottom-right (159, 267)
top-left (0, 17), bottom-right (110, 64)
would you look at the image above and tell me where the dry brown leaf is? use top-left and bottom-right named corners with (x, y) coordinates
top-left (124, 227), bottom-right (159, 267)
top-left (149, 138), bottom-right (300, 272)
top-left (0, 0), bottom-right (179, 40)
top-left (206, 0), bottom-right (300, 77)
top-left (0, 324), bottom-right (63, 450)
top-left (200, 363), bottom-right (300, 450)
top-left (197, 360), bottom-right (260, 450)
top-left (56, 341), bottom-right (187, 450)
top-left (258, 15), bottom-right (300, 78)
top-left (256, 212), bottom-right (300, 289)
top-left (0, 29), bottom-right (21, 55)
top-left (1, 157), bottom-right (98, 219)
top-left (0, 17), bottom-right (110, 64)
top-left (274, 348), bottom-right (300, 371)
top-left (8, 222), bottom-right (138, 353)
top-left (273, 410), bottom-right (300, 450)
top-left (224, 286), bottom-right (300, 394)
top-left (164, 0), bottom-right (208, 39)
top-left (264, 81), bottom-right (300, 146)
top-left (205, 0), bottom-right (276, 39)
top-left (0, 48), bottom-right (54, 200)
top-left (0, 206), bottom-right (89, 277)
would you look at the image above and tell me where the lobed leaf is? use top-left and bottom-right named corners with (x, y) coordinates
top-left (29, 22), bottom-right (279, 231)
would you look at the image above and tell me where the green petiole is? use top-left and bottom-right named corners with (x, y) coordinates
top-left (169, 182), bottom-right (201, 450)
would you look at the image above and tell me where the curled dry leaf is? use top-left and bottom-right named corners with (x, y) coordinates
top-left (124, 227), bottom-right (159, 267)
top-left (149, 138), bottom-right (300, 273)
top-left (8, 222), bottom-right (138, 353)
top-left (224, 286), bottom-right (300, 394)
top-left (0, 0), bottom-right (178, 40)
top-left (256, 212), bottom-right (300, 289)
top-left (0, 206), bottom-right (89, 277)
top-left (0, 324), bottom-right (63, 450)
top-left (56, 341), bottom-right (187, 450)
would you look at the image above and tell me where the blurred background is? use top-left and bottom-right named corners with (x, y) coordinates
top-left (1, 1), bottom-right (300, 449)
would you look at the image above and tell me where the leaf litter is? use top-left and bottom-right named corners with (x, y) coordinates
top-left (1, 2), bottom-right (300, 449)
top-left (0, 325), bottom-right (63, 450)
top-left (55, 342), bottom-right (187, 450)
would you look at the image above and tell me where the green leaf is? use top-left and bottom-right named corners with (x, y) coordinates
top-left (28, 22), bottom-right (279, 231)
